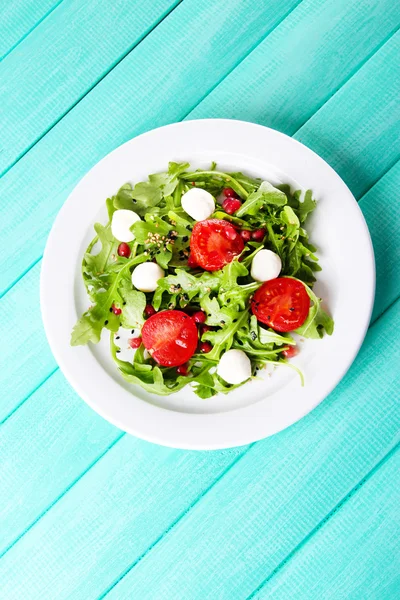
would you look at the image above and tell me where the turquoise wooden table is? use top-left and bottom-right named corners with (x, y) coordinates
top-left (1, 1), bottom-right (399, 598)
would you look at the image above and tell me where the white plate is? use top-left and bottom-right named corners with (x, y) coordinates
top-left (41, 119), bottom-right (375, 449)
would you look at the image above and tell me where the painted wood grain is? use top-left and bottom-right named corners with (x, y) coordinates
top-left (0, 0), bottom-right (399, 562)
top-left (0, 0), bottom-right (179, 175)
top-left (192, 24), bottom-right (400, 199)
top-left (0, 262), bottom-right (54, 422)
top-left (0, 430), bottom-right (248, 599)
top-left (102, 300), bottom-right (400, 600)
top-left (0, 299), bottom-right (398, 599)
top-left (0, 371), bottom-right (120, 555)
top-left (2, 0), bottom-right (398, 295)
top-left (0, 0), bottom-right (62, 60)
top-left (363, 160), bottom-right (400, 321)
top-left (253, 448), bottom-right (400, 599)
top-left (191, 0), bottom-right (400, 141)
top-left (0, 1), bottom-right (398, 595)
top-left (1, 158), bottom-right (398, 560)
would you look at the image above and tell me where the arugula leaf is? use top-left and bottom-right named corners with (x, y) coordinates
top-left (82, 222), bottom-right (120, 299)
top-left (71, 250), bottom-right (142, 346)
top-left (298, 190), bottom-right (317, 224)
top-left (236, 181), bottom-right (287, 217)
top-left (294, 280), bottom-right (334, 338)
top-left (153, 269), bottom-right (221, 310)
top-left (202, 310), bottom-right (248, 360)
top-left (113, 184), bottom-right (141, 211)
top-left (119, 288), bottom-right (146, 329)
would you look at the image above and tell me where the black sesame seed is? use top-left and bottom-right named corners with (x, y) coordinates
top-left (186, 225), bottom-right (192, 231)
top-left (183, 236), bottom-right (189, 242)
top-left (289, 307), bottom-right (295, 312)
top-left (116, 336), bottom-right (120, 340)
top-left (250, 331), bottom-right (257, 341)
top-left (109, 307), bottom-right (113, 312)
top-left (227, 299), bottom-right (231, 304)
top-left (182, 293), bottom-right (189, 301)
top-left (233, 319), bottom-right (237, 323)
top-left (220, 320), bottom-right (225, 325)
top-left (104, 320), bottom-right (108, 325)
top-left (123, 301), bottom-right (126, 305)
top-left (131, 329), bottom-right (135, 334)
top-left (116, 350), bottom-right (120, 353)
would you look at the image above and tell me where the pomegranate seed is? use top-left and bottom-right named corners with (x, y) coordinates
top-left (128, 337), bottom-right (142, 349)
top-left (223, 187), bottom-right (237, 197)
top-left (251, 228), bottom-right (266, 241)
top-left (191, 182), bottom-right (196, 186)
top-left (117, 242), bottom-right (131, 258)
top-left (283, 346), bottom-right (298, 359)
top-left (240, 229), bottom-right (251, 242)
top-left (193, 310), bottom-right (206, 324)
top-left (222, 197), bottom-right (242, 215)
top-left (199, 341), bottom-right (212, 354)
top-left (176, 363), bottom-right (189, 376)
top-left (224, 226), bottom-right (238, 242)
top-left (112, 304), bottom-right (122, 315)
top-left (144, 304), bottom-right (156, 318)
top-left (201, 324), bottom-right (212, 335)
top-left (187, 254), bottom-right (198, 268)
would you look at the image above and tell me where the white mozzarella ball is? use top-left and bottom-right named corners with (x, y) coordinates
top-left (111, 209), bottom-right (141, 242)
top-left (181, 187), bottom-right (215, 221)
top-left (131, 262), bottom-right (164, 292)
top-left (251, 249), bottom-right (282, 282)
top-left (217, 349), bottom-right (252, 385)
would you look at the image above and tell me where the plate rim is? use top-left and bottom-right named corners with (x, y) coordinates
top-left (40, 118), bottom-right (375, 449)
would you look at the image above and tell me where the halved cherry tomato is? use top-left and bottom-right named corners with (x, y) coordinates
top-left (190, 219), bottom-right (244, 271)
top-left (251, 278), bottom-right (310, 332)
top-left (141, 310), bottom-right (198, 367)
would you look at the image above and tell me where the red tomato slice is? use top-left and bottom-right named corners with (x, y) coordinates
top-left (251, 278), bottom-right (310, 332)
top-left (141, 310), bottom-right (198, 367)
top-left (190, 219), bottom-right (244, 271)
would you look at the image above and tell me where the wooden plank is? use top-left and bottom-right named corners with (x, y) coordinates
top-left (0, 0), bottom-right (62, 60)
top-left (0, 0), bottom-right (179, 175)
top-left (1, 0), bottom-right (399, 294)
top-left (362, 160), bottom-right (400, 321)
top-left (0, 371), bottom-right (121, 555)
top-left (0, 0), bottom-right (399, 555)
top-left (192, 28), bottom-right (400, 199)
top-left (0, 262), bottom-right (54, 422)
top-left (99, 300), bottom-right (400, 600)
top-left (1, 158), bottom-right (398, 556)
top-left (254, 449), bottom-right (400, 599)
top-left (0, 422), bottom-right (248, 598)
top-left (0, 299), bottom-right (398, 599)
top-left (0, 1), bottom-right (396, 592)
top-left (0, 0), bottom-right (300, 176)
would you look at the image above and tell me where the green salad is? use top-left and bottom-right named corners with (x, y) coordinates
top-left (71, 162), bottom-right (333, 398)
